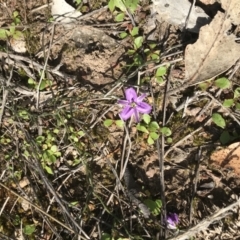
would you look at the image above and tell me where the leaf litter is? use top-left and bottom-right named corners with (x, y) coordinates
top-left (1, 0), bottom-right (240, 239)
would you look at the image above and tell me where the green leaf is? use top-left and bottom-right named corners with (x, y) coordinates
top-left (236, 102), bottom-right (240, 110)
top-left (134, 36), bottom-right (143, 49)
top-left (50, 145), bottom-right (58, 153)
top-left (148, 121), bottom-right (159, 132)
top-left (160, 127), bottom-right (172, 136)
top-left (142, 114), bottom-right (151, 124)
top-left (147, 136), bottom-right (154, 145)
top-left (136, 124), bottom-right (149, 133)
top-left (198, 82), bottom-right (209, 91)
top-left (167, 137), bottom-right (172, 144)
top-left (44, 165), bottom-right (53, 175)
top-left (108, 0), bottom-right (115, 12)
top-left (114, 0), bottom-right (126, 12)
top-left (115, 119), bottom-right (124, 128)
top-left (103, 119), bottom-right (113, 127)
top-left (150, 53), bottom-right (160, 61)
top-left (0, 29), bottom-right (8, 39)
top-left (130, 26), bottom-right (139, 36)
top-left (9, 26), bottom-right (15, 35)
top-left (144, 199), bottom-right (161, 216)
top-left (115, 12), bottom-right (125, 22)
top-left (156, 76), bottom-right (164, 84)
top-left (234, 87), bottom-right (240, 99)
top-left (28, 78), bottom-right (36, 85)
top-left (212, 113), bottom-right (226, 129)
top-left (125, 0), bottom-right (139, 13)
top-left (223, 99), bottom-right (234, 107)
top-left (220, 130), bottom-right (231, 145)
top-left (149, 43), bottom-right (157, 49)
top-left (120, 32), bottom-right (128, 38)
top-left (77, 130), bottom-right (85, 136)
top-left (127, 49), bottom-right (135, 55)
top-left (155, 199), bottom-right (162, 208)
top-left (156, 66), bottom-right (167, 77)
top-left (214, 77), bottom-right (230, 89)
top-left (23, 224), bottom-right (35, 235)
top-left (13, 30), bottom-right (23, 39)
top-left (74, 0), bottom-right (82, 4)
top-left (101, 233), bottom-right (111, 240)
top-left (36, 136), bottom-right (45, 143)
top-left (13, 11), bottom-right (19, 18)
top-left (39, 79), bottom-right (52, 90)
top-left (149, 132), bottom-right (159, 140)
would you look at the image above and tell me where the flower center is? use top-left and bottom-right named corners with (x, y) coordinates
top-left (130, 102), bottom-right (137, 108)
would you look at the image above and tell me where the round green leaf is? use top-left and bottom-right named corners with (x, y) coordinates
top-left (134, 36), bottom-right (143, 49)
top-left (50, 145), bottom-right (58, 153)
top-left (103, 119), bottom-right (113, 127)
top-left (156, 66), bottom-right (167, 77)
top-left (120, 32), bottom-right (128, 38)
top-left (220, 131), bottom-right (231, 145)
top-left (160, 127), bottom-right (172, 136)
top-left (115, 119), bottom-right (124, 128)
top-left (108, 0), bottom-right (115, 12)
top-left (136, 124), bottom-right (149, 133)
top-left (214, 77), bottom-right (230, 89)
top-left (142, 114), bottom-right (151, 124)
top-left (212, 113), bottom-right (226, 129)
top-left (149, 132), bottom-right (159, 140)
top-left (149, 121), bottom-right (159, 132)
top-left (156, 76), bottom-right (164, 84)
top-left (223, 99), bottom-right (234, 107)
top-left (144, 199), bottom-right (161, 216)
top-left (234, 87), bottom-right (240, 98)
top-left (101, 233), bottom-right (111, 240)
top-left (0, 29), bottom-right (9, 39)
top-left (115, 12), bottom-right (125, 22)
top-left (147, 136), bottom-right (154, 145)
top-left (130, 27), bottom-right (139, 37)
top-left (24, 224), bottom-right (35, 235)
top-left (44, 165), bottom-right (53, 175)
top-left (236, 102), bottom-right (240, 110)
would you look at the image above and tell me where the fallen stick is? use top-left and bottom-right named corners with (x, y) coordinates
top-left (171, 198), bottom-right (240, 240)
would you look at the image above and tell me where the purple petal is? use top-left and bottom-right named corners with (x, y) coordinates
top-left (136, 93), bottom-right (147, 103)
top-left (136, 102), bottom-right (152, 114)
top-left (166, 213), bottom-right (179, 226)
top-left (124, 88), bottom-right (137, 102)
top-left (118, 99), bottom-right (129, 105)
top-left (133, 107), bottom-right (140, 122)
top-left (119, 106), bottom-right (134, 120)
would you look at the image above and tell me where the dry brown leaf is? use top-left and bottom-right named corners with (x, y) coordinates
top-left (210, 142), bottom-right (240, 175)
top-left (221, 0), bottom-right (240, 25)
top-left (199, 0), bottom-right (217, 4)
top-left (185, 11), bottom-right (240, 83)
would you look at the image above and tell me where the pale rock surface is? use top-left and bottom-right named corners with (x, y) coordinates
top-left (152, 0), bottom-right (211, 33)
top-left (51, 0), bottom-right (82, 23)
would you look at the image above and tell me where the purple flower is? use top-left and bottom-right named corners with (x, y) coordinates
top-left (166, 213), bottom-right (179, 229)
top-left (118, 87), bottom-right (152, 122)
